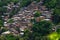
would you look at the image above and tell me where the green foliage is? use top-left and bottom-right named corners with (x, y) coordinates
top-left (32, 20), bottom-right (53, 36)
top-left (43, 0), bottom-right (57, 8)
top-left (48, 32), bottom-right (60, 40)
top-left (56, 26), bottom-right (60, 34)
top-left (33, 0), bottom-right (40, 2)
top-left (34, 11), bottom-right (41, 17)
top-left (0, 34), bottom-right (19, 40)
top-left (0, 20), bottom-right (3, 27)
top-left (56, 0), bottom-right (60, 8)
top-left (57, 28), bottom-right (60, 34)
top-left (20, 0), bottom-right (31, 7)
top-left (7, 19), bottom-right (14, 23)
top-left (0, 0), bottom-right (19, 7)
top-left (0, 0), bottom-right (11, 7)
top-left (1, 27), bottom-right (8, 32)
top-left (36, 0), bottom-right (40, 2)
top-left (52, 8), bottom-right (60, 24)
top-left (5, 34), bottom-right (17, 40)
top-left (11, 0), bottom-right (19, 3)
top-left (0, 7), bottom-right (7, 13)
top-left (22, 29), bottom-right (31, 40)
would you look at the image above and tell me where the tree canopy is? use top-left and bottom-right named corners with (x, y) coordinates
top-left (52, 8), bottom-right (60, 24)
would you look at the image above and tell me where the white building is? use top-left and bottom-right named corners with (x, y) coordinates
top-left (2, 31), bottom-right (11, 35)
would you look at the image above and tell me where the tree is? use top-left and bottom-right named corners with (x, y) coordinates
top-left (48, 32), bottom-right (60, 40)
top-left (0, 7), bottom-right (7, 13)
top-left (43, 0), bottom-right (57, 8)
top-left (7, 19), bottom-right (14, 23)
top-left (2, 34), bottom-right (19, 40)
top-left (17, 29), bottom-right (32, 40)
top-left (29, 20), bottom-right (53, 40)
top-left (56, 25), bottom-right (60, 34)
top-left (0, 20), bottom-right (3, 27)
top-left (32, 20), bottom-right (53, 36)
top-left (0, 0), bottom-right (11, 7)
top-left (11, 0), bottom-right (19, 4)
top-left (20, 0), bottom-right (31, 7)
top-left (51, 8), bottom-right (60, 24)
top-left (33, 0), bottom-right (40, 2)
top-left (56, 0), bottom-right (60, 8)
top-left (34, 11), bottom-right (41, 17)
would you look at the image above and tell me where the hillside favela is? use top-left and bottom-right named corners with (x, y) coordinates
top-left (0, 0), bottom-right (60, 40)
